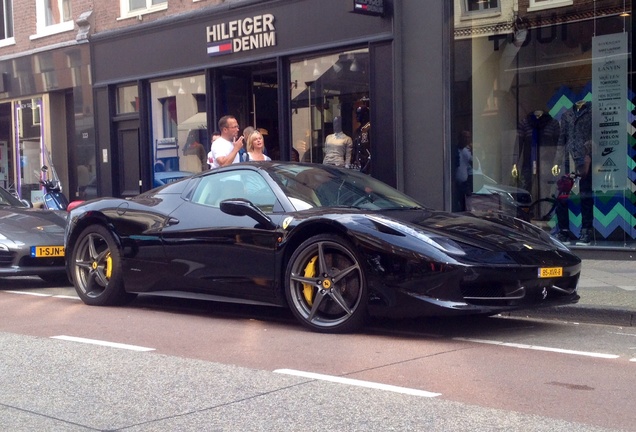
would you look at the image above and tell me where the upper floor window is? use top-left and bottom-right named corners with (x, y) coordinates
top-left (120, 0), bottom-right (167, 19)
top-left (528, 0), bottom-right (574, 12)
top-left (464, 0), bottom-right (500, 13)
top-left (0, 0), bottom-right (13, 41)
top-left (32, 0), bottom-right (73, 39)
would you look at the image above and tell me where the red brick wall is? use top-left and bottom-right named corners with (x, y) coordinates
top-left (1, 0), bottom-right (224, 57)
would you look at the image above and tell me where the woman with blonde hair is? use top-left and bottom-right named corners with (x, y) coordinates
top-left (245, 130), bottom-right (271, 161)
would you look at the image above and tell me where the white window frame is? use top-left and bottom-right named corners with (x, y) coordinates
top-left (0, 0), bottom-right (13, 42)
top-left (528, 0), bottom-right (574, 12)
top-left (31, 0), bottom-right (73, 40)
top-left (463, 0), bottom-right (501, 14)
top-left (119, 0), bottom-right (168, 20)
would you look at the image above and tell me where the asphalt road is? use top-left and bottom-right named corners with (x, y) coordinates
top-left (1, 277), bottom-right (635, 431)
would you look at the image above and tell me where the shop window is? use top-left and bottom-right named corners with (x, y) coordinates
top-left (0, 0), bottom-right (13, 43)
top-left (528, 0), bottom-right (574, 12)
top-left (463, 0), bottom-right (500, 14)
top-left (32, 0), bottom-right (73, 38)
top-left (290, 49), bottom-right (371, 173)
top-left (150, 75), bottom-right (207, 177)
top-left (116, 85), bottom-right (139, 114)
top-left (120, 0), bottom-right (167, 19)
top-left (452, 1), bottom-right (634, 248)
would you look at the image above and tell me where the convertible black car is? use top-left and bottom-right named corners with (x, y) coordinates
top-left (64, 162), bottom-right (580, 333)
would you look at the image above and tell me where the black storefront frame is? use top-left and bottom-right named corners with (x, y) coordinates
top-left (90, 0), bottom-right (395, 198)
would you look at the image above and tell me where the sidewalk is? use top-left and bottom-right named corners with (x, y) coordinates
top-left (515, 259), bottom-right (636, 327)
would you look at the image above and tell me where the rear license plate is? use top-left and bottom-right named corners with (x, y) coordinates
top-left (538, 267), bottom-right (562, 278)
top-left (31, 246), bottom-right (65, 257)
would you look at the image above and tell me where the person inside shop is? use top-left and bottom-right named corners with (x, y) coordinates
top-left (353, 106), bottom-right (371, 173)
top-left (209, 116), bottom-right (243, 169)
top-left (554, 100), bottom-right (593, 244)
top-left (182, 129), bottom-right (207, 172)
top-left (322, 116), bottom-right (352, 167)
top-left (455, 130), bottom-right (473, 211)
top-left (244, 130), bottom-right (271, 162)
top-left (207, 130), bottom-right (221, 169)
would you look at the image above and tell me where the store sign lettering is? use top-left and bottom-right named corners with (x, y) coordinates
top-left (206, 14), bottom-right (276, 57)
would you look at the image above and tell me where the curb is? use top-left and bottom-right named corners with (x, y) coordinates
top-left (509, 305), bottom-right (636, 327)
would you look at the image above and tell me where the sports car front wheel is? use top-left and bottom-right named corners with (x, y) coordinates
top-left (285, 234), bottom-right (367, 333)
top-left (71, 225), bottom-right (135, 306)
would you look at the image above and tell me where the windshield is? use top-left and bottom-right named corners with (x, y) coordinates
top-left (0, 187), bottom-right (28, 207)
top-left (269, 164), bottom-right (423, 211)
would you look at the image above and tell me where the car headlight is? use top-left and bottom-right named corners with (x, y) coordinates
top-left (367, 215), bottom-right (466, 256)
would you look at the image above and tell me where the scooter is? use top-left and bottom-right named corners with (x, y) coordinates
top-left (40, 165), bottom-right (70, 211)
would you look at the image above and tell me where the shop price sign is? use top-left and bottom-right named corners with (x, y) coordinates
top-left (591, 33), bottom-right (628, 192)
top-left (352, 0), bottom-right (384, 16)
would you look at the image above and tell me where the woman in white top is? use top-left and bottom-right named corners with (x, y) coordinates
top-left (246, 130), bottom-right (271, 161)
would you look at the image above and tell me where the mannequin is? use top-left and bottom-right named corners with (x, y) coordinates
top-left (322, 116), bottom-right (353, 167)
top-left (512, 110), bottom-right (560, 207)
top-left (554, 100), bottom-right (593, 244)
top-left (353, 106), bottom-right (371, 173)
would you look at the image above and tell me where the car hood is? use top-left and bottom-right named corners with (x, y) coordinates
top-left (368, 209), bottom-right (557, 252)
top-left (0, 207), bottom-right (66, 244)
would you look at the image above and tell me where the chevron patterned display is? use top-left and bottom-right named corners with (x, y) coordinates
top-left (546, 84), bottom-right (636, 240)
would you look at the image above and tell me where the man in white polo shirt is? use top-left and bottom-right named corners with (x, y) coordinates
top-left (208, 115), bottom-right (244, 169)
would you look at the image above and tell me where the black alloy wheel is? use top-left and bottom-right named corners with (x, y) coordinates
top-left (71, 225), bottom-right (135, 306)
top-left (285, 234), bottom-right (367, 333)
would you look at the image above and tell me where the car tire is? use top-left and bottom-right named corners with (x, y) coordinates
top-left (70, 224), bottom-right (136, 306)
top-left (285, 234), bottom-right (367, 333)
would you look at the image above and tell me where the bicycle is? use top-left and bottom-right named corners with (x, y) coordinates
top-left (527, 172), bottom-right (580, 222)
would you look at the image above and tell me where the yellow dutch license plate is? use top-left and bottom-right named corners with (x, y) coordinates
top-left (538, 267), bottom-right (562, 278)
top-left (31, 246), bottom-right (65, 258)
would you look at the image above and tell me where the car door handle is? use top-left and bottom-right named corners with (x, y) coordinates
top-left (166, 217), bottom-right (180, 226)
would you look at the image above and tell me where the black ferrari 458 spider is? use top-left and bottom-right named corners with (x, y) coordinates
top-left (64, 162), bottom-right (580, 333)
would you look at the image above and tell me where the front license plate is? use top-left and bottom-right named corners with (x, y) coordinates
top-left (31, 246), bottom-right (65, 258)
top-left (538, 267), bottom-right (562, 278)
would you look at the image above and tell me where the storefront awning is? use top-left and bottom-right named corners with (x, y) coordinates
top-left (178, 112), bottom-right (207, 130)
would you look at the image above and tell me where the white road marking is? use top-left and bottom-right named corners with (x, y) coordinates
top-left (630, 358), bottom-right (636, 363)
top-left (274, 369), bottom-right (441, 398)
top-left (454, 337), bottom-right (620, 359)
top-left (51, 335), bottom-right (155, 352)
top-left (5, 290), bottom-right (50, 297)
top-left (3, 291), bottom-right (79, 300)
top-left (53, 295), bottom-right (80, 300)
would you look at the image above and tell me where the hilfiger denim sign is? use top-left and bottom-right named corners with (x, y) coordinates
top-left (206, 14), bottom-right (277, 57)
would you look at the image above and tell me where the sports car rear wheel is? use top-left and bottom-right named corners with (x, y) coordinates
top-left (71, 225), bottom-right (135, 306)
top-left (285, 234), bottom-right (367, 333)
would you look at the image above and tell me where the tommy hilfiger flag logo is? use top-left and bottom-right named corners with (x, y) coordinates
top-left (207, 40), bottom-right (233, 56)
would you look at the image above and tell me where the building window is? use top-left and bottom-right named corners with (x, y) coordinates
top-left (464, 0), bottom-right (500, 13)
top-left (0, 0), bottom-right (13, 41)
top-left (290, 49), bottom-right (371, 171)
top-left (121, 0), bottom-right (167, 19)
top-left (528, 0), bottom-right (574, 12)
top-left (32, 0), bottom-right (73, 39)
top-left (116, 85), bottom-right (139, 114)
top-left (452, 0), bottom-right (634, 248)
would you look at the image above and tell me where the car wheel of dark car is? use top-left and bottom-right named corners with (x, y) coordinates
top-left (71, 225), bottom-right (136, 306)
top-left (38, 273), bottom-right (71, 285)
top-left (285, 234), bottom-right (368, 333)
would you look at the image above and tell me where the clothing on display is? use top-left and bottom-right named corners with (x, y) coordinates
top-left (322, 132), bottom-right (353, 166)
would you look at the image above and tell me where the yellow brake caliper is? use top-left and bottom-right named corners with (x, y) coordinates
top-left (302, 256), bottom-right (318, 306)
top-left (105, 253), bottom-right (113, 279)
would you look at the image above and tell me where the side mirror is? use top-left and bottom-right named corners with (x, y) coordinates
top-left (220, 198), bottom-right (276, 230)
top-left (20, 199), bottom-right (32, 208)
